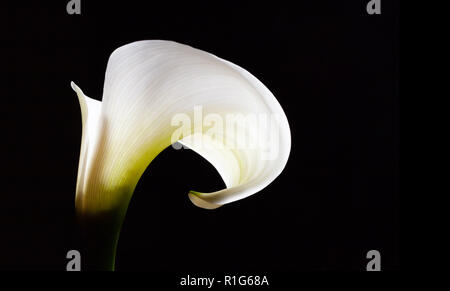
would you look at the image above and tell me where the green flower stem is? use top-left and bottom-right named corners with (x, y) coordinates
top-left (77, 204), bottom-right (129, 271)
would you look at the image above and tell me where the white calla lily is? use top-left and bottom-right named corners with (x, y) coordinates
top-left (72, 40), bottom-right (291, 269)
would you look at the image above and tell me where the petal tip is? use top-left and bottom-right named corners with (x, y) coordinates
top-left (70, 81), bottom-right (77, 91)
top-left (70, 81), bottom-right (83, 97)
top-left (188, 191), bottom-right (222, 210)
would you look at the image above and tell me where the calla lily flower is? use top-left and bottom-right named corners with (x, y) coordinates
top-left (72, 40), bottom-right (291, 270)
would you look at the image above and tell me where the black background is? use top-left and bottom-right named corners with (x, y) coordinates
top-left (0, 1), bottom-right (399, 271)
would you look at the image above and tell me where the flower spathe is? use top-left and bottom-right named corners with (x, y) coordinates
top-left (72, 40), bottom-right (291, 269)
top-left (73, 40), bottom-right (291, 213)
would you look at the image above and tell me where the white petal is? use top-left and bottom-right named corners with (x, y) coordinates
top-left (71, 81), bottom-right (103, 210)
top-left (73, 40), bottom-right (291, 212)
